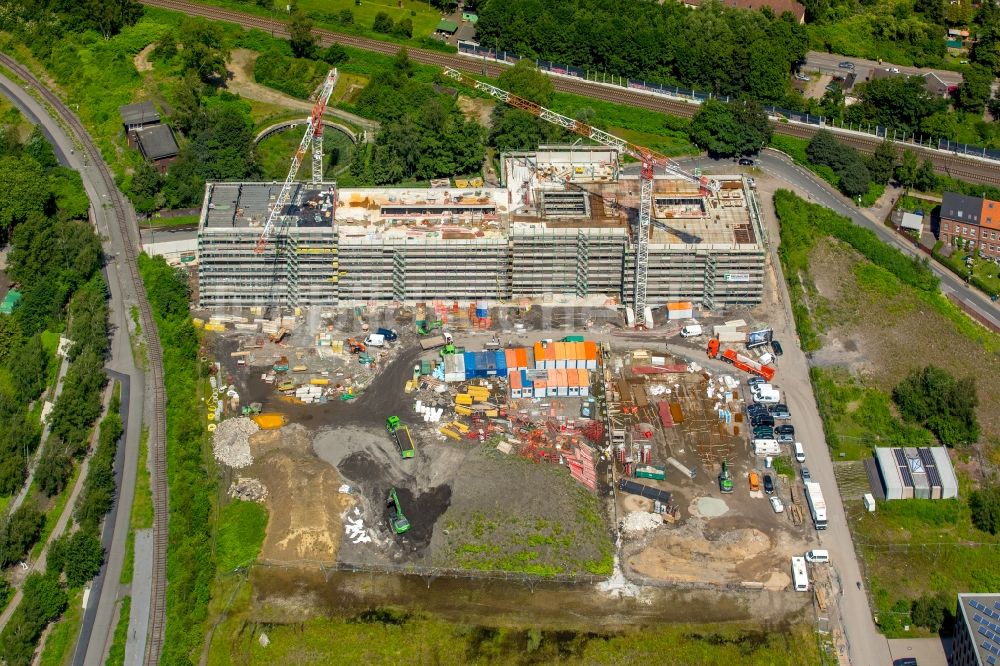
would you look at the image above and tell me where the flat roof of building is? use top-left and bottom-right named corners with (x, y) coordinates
top-left (958, 593), bottom-right (1000, 665)
top-left (119, 101), bottom-right (159, 127)
top-left (201, 182), bottom-right (339, 230)
top-left (135, 124), bottom-right (179, 161)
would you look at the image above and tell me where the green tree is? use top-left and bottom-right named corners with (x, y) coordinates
top-left (866, 139), bottom-right (897, 185)
top-left (288, 9), bottom-right (316, 59)
top-left (9, 335), bottom-right (48, 403)
top-left (151, 30), bottom-right (178, 62)
top-left (171, 71), bottom-right (206, 135)
top-left (955, 65), bottom-right (994, 114)
top-left (911, 593), bottom-right (953, 632)
top-left (969, 486), bottom-right (1000, 535)
top-left (895, 149), bottom-right (920, 189)
top-left (839, 160), bottom-right (872, 197)
top-left (24, 126), bottom-right (57, 171)
top-left (892, 365), bottom-right (979, 446)
top-left (689, 99), bottom-right (770, 157)
top-left (180, 17), bottom-right (229, 83)
top-left (49, 530), bottom-right (104, 588)
top-left (849, 76), bottom-right (948, 133)
top-left (0, 156), bottom-right (50, 233)
top-left (130, 160), bottom-right (163, 215)
top-left (373, 11), bottom-right (394, 34)
top-left (321, 42), bottom-right (348, 66)
top-left (497, 59), bottom-right (554, 106)
top-left (915, 158), bottom-right (938, 192)
top-left (0, 502), bottom-right (44, 568)
top-left (914, 0), bottom-right (944, 22)
top-left (393, 17), bottom-right (413, 39)
top-left (393, 47), bottom-right (413, 77)
top-left (919, 111), bottom-right (957, 143)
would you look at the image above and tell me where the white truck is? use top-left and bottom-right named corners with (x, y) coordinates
top-left (791, 556), bottom-right (809, 591)
top-left (804, 482), bottom-right (828, 530)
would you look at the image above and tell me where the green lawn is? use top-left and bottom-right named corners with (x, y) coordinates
top-left (144, 213), bottom-right (200, 229)
top-left (935, 248), bottom-right (1000, 297)
top-left (104, 596), bottom-right (131, 666)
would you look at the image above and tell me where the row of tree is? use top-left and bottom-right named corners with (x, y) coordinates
top-left (476, 0), bottom-right (808, 105)
top-left (805, 130), bottom-right (940, 198)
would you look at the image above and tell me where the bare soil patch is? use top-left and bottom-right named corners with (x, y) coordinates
top-left (457, 95), bottom-right (494, 127)
top-left (133, 43), bottom-right (155, 73)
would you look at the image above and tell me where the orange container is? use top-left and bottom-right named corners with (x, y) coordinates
top-left (505, 348), bottom-right (518, 370)
top-left (545, 344), bottom-right (556, 366)
top-left (584, 341), bottom-right (598, 362)
top-left (579, 368), bottom-right (590, 386)
top-left (509, 370), bottom-right (522, 392)
top-left (516, 347), bottom-right (528, 369)
top-left (534, 342), bottom-right (546, 365)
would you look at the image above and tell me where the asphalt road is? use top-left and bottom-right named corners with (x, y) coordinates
top-left (803, 51), bottom-right (963, 88)
top-left (0, 71), bottom-right (149, 666)
top-left (673, 153), bottom-right (1000, 329)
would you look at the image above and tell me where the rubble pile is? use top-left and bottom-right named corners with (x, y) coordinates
top-left (229, 477), bottom-right (268, 502)
top-left (212, 417), bottom-right (258, 468)
top-left (621, 511), bottom-right (664, 535)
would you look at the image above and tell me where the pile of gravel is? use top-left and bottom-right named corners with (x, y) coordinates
top-left (212, 417), bottom-right (258, 469)
top-left (229, 476), bottom-right (268, 502)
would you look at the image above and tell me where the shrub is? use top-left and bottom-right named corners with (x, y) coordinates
top-left (892, 366), bottom-right (980, 447)
top-left (969, 486), bottom-right (1000, 535)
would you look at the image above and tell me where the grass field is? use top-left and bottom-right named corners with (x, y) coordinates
top-left (935, 249), bottom-right (1000, 297)
top-left (257, 127), bottom-right (355, 181)
top-left (190, 0), bottom-right (447, 44)
top-left (775, 190), bottom-right (1000, 637)
top-left (215, 500), bottom-right (268, 574)
top-left (145, 213), bottom-right (200, 229)
top-left (206, 600), bottom-right (823, 666)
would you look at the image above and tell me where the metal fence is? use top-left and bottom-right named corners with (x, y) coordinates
top-left (458, 41), bottom-right (1000, 164)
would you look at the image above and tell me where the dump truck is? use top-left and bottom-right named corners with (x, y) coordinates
top-left (376, 327), bottom-right (398, 342)
top-left (617, 479), bottom-right (671, 504)
top-left (420, 334), bottom-right (449, 351)
top-left (386, 416), bottom-right (415, 459)
top-left (386, 488), bottom-right (411, 535)
top-left (718, 460), bottom-right (734, 493)
top-left (346, 338), bottom-right (366, 354)
top-left (719, 348), bottom-right (775, 381)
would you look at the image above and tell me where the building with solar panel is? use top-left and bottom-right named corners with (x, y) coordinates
top-left (867, 446), bottom-right (959, 501)
top-left (954, 593), bottom-right (1000, 666)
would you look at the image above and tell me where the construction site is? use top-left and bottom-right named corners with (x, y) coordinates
top-left (190, 66), bottom-right (820, 602)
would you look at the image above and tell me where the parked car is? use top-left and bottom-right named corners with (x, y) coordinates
top-left (777, 433), bottom-right (794, 444)
top-left (794, 73), bottom-right (810, 81)
top-left (754, 427), bottom-right (775, 439)
top-left (763, 474), bottom-right (775, 494)
top-left (885, 66), bottom-right (900, 73)
top-left (748, 376), bottom-right (767, 387)
top-left (751, 414), bottom-right (775, 427)
top-left (738, 158), bottom-right (754, 166)
top-left (747, 404), bottom-right (769, 416)
top-left (800, 466), bottom-right (811, 482)
top-left (838, 61), bottom-right (855, 69)
top-left (771, 339), bottom-right (784, 356)
top-left (775, 424), bottom-right (795, 435)
top-left (769, 404), bottom-right (791, 419)
top-left (770, 496), bottom-right (785, 513)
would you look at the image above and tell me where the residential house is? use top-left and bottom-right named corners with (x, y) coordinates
top-left (939, 191), bottom-right (1000, 260)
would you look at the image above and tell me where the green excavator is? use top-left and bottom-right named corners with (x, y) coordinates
top-left (387, 488), bottom-right (411, 535)
top-left (718, 460), bottom-right (734, 494)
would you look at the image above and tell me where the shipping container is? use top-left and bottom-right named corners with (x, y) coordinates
top-left (553, 342), bottom-right (566, 369)
top-left (516, 347), bottom-right (528, 370)
top-left (509, 371), bottom-right (522, 398)
top-left (584, 341), bottom-right (598, 369)
top-left (533, 379), bottom-right (547, 398)
top-left (567, 369), bottom-right (581, 397)
top-left (520, 370), bottom-right (532, 396)
top-left (533, 342), bottom-right (546, 369)
top-left (545, 344), bottom-right (556, 369)
top-left (495, 349), bottom-right (507, 374)
top-left (579, 369), bottom-right (590, 396)
top-left (505, 348), bottom-right (517, 371)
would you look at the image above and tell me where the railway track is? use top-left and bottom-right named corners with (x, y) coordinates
top-left (143, 0), bottom-right (1000, 187)
top-left (0, 53), bottom-right (169, 666)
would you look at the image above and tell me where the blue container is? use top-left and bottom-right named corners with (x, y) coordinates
top-left (476, 300), bottom-right (488, 318)
top-left (521, 369), bottom-right (532, 392)
top-left (495, 350), bottom-right (507, 374)
top-left (464, 351), bottom-right (477, 379)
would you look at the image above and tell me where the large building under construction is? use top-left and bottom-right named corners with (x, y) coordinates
top-left (196, 147), bottom-right (766, 310)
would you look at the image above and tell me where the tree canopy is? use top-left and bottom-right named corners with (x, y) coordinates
top-left (688, 99), bottom-right (771, 157)
top-left (892, 365), bottom-right (980, 446)
top-left (476, 0), bottom-right (807, 104)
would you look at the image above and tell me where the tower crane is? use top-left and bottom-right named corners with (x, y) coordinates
top-left (442, 67), bottom-right (719, 326)
top-left (255, 68), bottom-right (339, 253)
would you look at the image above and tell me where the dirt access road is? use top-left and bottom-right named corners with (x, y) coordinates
top-left (225, 48), bottom-right (377, 135)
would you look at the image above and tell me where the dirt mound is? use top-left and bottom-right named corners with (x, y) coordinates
top-left (249, 425), bottom-right (351, 564)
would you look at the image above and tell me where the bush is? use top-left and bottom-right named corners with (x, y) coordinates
top-left (46, 530), bottom-right (104, 588)
top-left (892, 366), bottom-right (980, 447)
top-left (969, 486), bottom-right (1000, 535)
top-left (373, 11), bottom-right (394, 34)
top-left (253, 49), bottom-right (327, 100)
top-left (910, 593), bottom-right (953, 633)
top-left (0, 573), bottom-right (67, 666)
top-left (0, 503), bottom-right (45, 568)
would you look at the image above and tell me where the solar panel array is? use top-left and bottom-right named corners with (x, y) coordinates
top-left (894, 448), bottom-right (915, 486)
top-left (969, 599), bottom-right (1000, 664)
top-left (919, 448), bottom-right (942, 488)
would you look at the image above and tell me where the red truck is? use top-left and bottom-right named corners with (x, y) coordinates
top-left (719, 348), bottom-right (775, 381)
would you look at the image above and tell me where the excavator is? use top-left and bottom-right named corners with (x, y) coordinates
top-left (718, 460), bottom-right (734, 494)
top-left (386, 488), bottom-right (411, 535)
top-left (346, 338), bottom-right (366, 354)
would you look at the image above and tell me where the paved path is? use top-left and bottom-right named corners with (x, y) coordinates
top-left (0, 64), bottom-right (151, 666)
top-left (124, 529), bottom-right (153, 666)
top-left (804, 51), bottom-right (962, 88)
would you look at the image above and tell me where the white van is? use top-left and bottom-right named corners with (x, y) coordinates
top-left (365, 333), bottom-right (385, 347)
top-left (791, 556), bottom-right (809, 592)
top-left (805, 549), bottom-right (829, 563)
top-left (794, 442), bottom-right (806, 463)
top-left (753, 388), bottom-right (780, 404)
top-left (680, 324), bottom-right (703, 337)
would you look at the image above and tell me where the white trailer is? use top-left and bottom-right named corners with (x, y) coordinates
top-left (804, 482), bottom-right (828, 530)
top-left (791, 556), bottom-right (809, 591)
